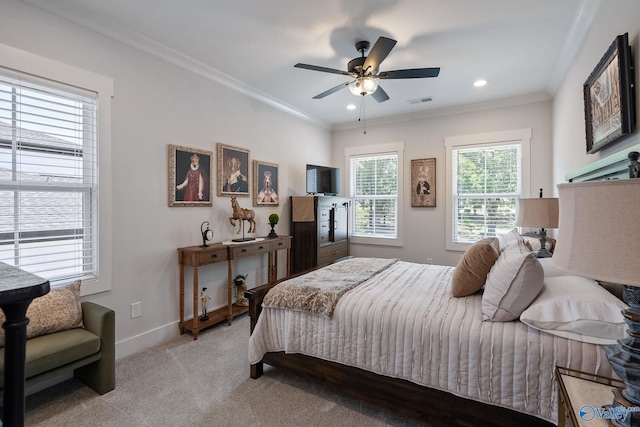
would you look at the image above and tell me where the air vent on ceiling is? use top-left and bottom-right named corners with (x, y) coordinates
top-left (407, 96), bottom-right (433, 105)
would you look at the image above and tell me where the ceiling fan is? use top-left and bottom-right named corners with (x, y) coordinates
top-left (294, 36), bottom-right (440, 103)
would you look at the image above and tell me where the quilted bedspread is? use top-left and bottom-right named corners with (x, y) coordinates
top-left (248, 260), bottom-right (615, 423)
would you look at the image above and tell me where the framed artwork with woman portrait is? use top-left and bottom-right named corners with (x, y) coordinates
top-left (217, 143), bottom-right (250, 197)
top-left (168, 144), bottom-right (213, 207)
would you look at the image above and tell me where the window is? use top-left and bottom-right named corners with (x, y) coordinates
top-left (0, 45), bottom-right (112, 294)
top-left (445, 129), bottom-right (531, 251)
top-left (346, 142), bottom-right (404, 246)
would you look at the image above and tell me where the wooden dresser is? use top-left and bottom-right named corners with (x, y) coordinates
top-left (290, 195), bottom-right (350, 274)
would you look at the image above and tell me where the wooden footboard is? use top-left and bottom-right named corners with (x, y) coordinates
top-left (245, 277), bottom-right (554, 427)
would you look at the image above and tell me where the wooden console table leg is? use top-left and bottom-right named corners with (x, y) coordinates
top-left (267, 251), bottom-right (274, 283)
top-left (286, 247), bottom-right (290, 277)
top-left (179, 264), bottom-right (185, 334)
top-left (192, 267), bottom-right (199, 340)
top-left (273, 251), bottom-right (279, 282)
top-left (227, 259), bottom-right (233, 325)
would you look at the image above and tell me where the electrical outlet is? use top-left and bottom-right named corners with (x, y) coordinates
top-left (426, 258), bottom-right (433, 264)
top-left (131, 302), bottom-right (142, 318)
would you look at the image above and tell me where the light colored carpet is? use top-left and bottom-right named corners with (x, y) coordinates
top-left (25, 314), bottom-right (427, 426)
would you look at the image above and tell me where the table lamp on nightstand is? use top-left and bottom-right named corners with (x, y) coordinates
top-left (552, 179), bottom-right (640, 427)
top-left (515, 189), bottom-right (559, 258)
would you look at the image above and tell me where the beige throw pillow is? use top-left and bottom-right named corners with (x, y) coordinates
top-left (482, 241), bottom-right (544, 322)
top-left (451, 237), bottom-right (500, 297)
top-left (0, 280), bottom-right (83, 347)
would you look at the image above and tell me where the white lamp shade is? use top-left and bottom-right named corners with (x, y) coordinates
top-left (551, 179), bottom-right (640, 287)
top-left (515, 198), bottom-right (559, 229)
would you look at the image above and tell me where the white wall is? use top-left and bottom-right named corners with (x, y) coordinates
top-left (553, 0), bottom-right (640, 187)
top-left (332, 100), bottom-right (553, 267)
top-left (0, 1), bottom-right (332, 358)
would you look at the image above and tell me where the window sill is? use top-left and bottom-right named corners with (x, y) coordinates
top-left (351, 236), bottom-right (403, 247)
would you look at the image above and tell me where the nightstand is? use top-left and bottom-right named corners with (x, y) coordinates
top-left (556, 367), bottom-right (626, 426)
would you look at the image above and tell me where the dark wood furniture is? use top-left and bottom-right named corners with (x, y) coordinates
top-left (245, 278), bottom-right (553, 427)
top-left (0, 262), bottom-right (50, 427)
top-left (177, 235), bottom-right (291, 339)
top-left (290, 195), bottom-right (350, 274)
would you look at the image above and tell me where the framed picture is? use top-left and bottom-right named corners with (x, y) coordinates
top-left (584, 32), bottom-right (635, 154)
top-left (411, 158), bottom-right (436, 207)
top-left (168, 144), bottom-right (213, 207)
top-left (253, 160), bottom-right (279, 206)
top-left (217, 143), bottom-right (250, 197)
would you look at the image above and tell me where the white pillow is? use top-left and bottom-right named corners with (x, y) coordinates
top-left (520, 276), bottom-right (627, 345)
top-left (537, 257), bottom-right (568, 278)
top-left (482, 240), bottom-right (544, 322)
top-left (497, 228), bottom-right (520, 252)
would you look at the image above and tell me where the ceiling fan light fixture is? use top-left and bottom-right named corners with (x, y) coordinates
top-left (348, 77), bottom-right (379, 96)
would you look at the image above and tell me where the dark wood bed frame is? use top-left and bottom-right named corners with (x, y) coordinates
top-left (246, 146), bottom-right (640, 426)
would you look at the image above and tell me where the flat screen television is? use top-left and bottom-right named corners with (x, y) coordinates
top-left (306, 164), bottom-right (340, 195)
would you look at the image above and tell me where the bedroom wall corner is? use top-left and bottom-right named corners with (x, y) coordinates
top-left (552, 0), bottom-right (640, 190)
top-left (0, 0), bottom-right (333, 359)
top-left (332, 100), bottom-right (553, 267)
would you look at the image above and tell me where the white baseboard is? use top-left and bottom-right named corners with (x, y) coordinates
top-left (115, 320), bottom-right (181, 360)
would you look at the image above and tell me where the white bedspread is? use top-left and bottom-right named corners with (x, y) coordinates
top-left (248, 260), bottom-right (614, 423)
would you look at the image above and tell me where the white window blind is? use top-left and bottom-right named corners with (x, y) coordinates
top-left (452, 143), bottom-right (521, 242)
top-left (0, 70), bottom-right (98, 285)
top-left (350, 153), bottom-right (398, 238)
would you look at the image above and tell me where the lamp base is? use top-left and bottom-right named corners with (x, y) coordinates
top-left (533, 247), bottom-right (553, 258)
top-left (603, 286), bottom-right (640, 426)
top-left (533, 228), bottom-right (552, 258)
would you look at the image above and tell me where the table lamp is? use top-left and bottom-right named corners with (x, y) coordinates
top-left (552, 179), bottom-right (640, 427)
top-left (515, 189), bottom-right (559, 258)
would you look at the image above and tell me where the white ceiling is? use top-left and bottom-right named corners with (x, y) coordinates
top-left (25, 0), bottom-right (599, 129)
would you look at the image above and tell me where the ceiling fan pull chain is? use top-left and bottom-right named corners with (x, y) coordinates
top-left (361, 95), bottom-right (367, 134)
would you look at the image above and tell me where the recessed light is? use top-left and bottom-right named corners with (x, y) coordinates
top-left (347, 104), bottom-right (356, 110)
top-left (474, 79), bottom-right (487, 87)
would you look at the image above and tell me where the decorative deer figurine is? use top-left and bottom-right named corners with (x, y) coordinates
top-left (229, 195), bottom-right (256, 234)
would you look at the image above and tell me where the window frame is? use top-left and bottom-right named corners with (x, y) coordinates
top-left (0, 43), bottom-right (113, 295)
top-left (444, 128), bottom-right (531, 252)
top-left (345, 142), bottom-right (404, 247)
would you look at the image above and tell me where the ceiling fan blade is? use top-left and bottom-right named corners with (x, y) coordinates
top-left (371, 85), bottom-right (389, 103)
top-left (363, 37), bottom-right (397, 73)
top-left (294, 63), bottom-right (352, 76)
top-left (378, 68), bottom-right (440, 79)
top-left (312, 81), bottom-right (350, 99)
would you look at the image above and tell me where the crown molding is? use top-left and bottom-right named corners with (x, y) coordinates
top-left (545, 0), bottom-right (601, 95)
top-left (331, 92), bottom-right (552, 132)
top-left (24, 1), bottom-right (330, 130)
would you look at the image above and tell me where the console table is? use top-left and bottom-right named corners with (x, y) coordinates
top-left (177, 236), bottom-right (291, 339)
top-left (0, 262), bottom-right (50, 427)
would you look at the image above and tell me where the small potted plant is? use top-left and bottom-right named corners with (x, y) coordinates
top-left (267, 213), bottom-right (279, 238)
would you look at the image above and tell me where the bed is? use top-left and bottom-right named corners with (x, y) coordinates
top-left (246, 145), bottom-right (640, 427)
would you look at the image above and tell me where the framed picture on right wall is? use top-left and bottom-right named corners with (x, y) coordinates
top-left (411, 158), bottom-right (436, 207)
top-left (583, 32), bottom-right (636, 154)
